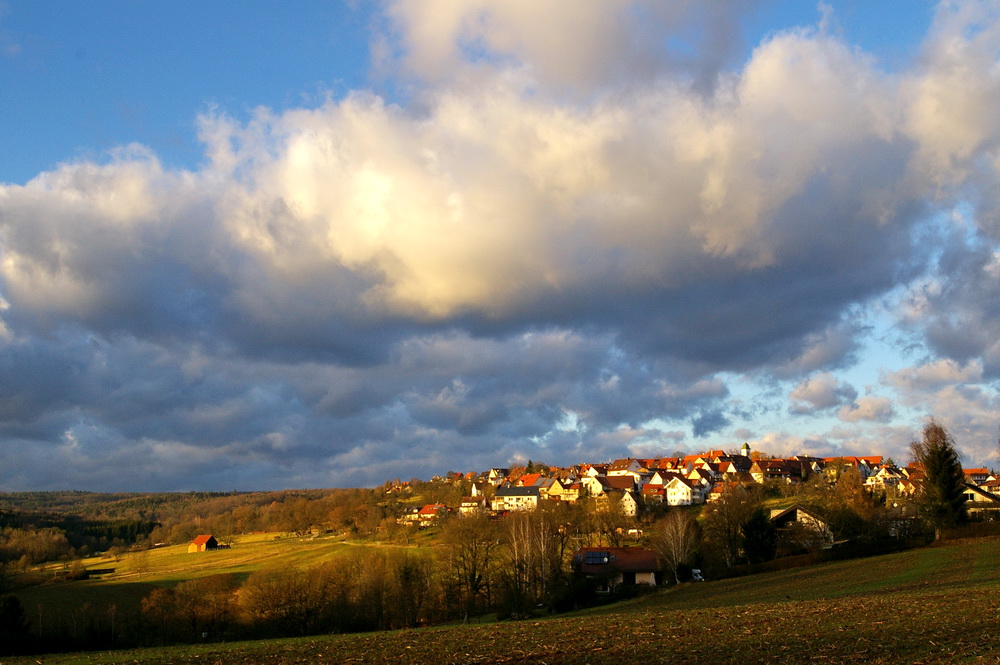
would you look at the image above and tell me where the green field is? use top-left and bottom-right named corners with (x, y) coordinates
top-left (13, 532), bottom-right (413, 636)
top-left (9, 536), bottom-right (1000, 664)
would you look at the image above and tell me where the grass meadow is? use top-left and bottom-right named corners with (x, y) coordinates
top-left (14, 532), bottom-right (413, 638)
top-left (7, 535), bottom-right (1000, 664)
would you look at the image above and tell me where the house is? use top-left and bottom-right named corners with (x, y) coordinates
top-left (459, 496), bottom-right (488, 516)
top-left (534, 476), bottom-right (554, 494)
top-left (897, 478), bottom-right (923, 497)
top-left (608, 458), bottom-right (646, 477)
top-left (769, 505), bottom-right (834, 551)
top-left (561, 482), bottom-right (584, 502)
top-left (649, 469), bottom-right (681, 486)
top-left (882, 503), bottom-right (922, 538)
top-left (665, 476), bottom-right (705, 506)
top-left (723, 454), bottom-right (754, 475)
top-left (578, 475), bottom-right (605, 497)
top-left (791, 455), bottom-right (825, 474)
top-left (687, 467), bottom-right (716, 486)
top-left (542, 478), bottom-right (578, 502)
top-left (516, 472), bottom-right (543, 488)
top-left (708, 481), bottom-right (751, 501)
top-left (648, 457), bottom-right (682, 471)
top-left (492, 486), bottom-right (540, 512)
top-left (614, 490), bottom-right (639, 517)
top-left (750, 459), bottom-right (802, 484)
top-left (770, 504), bottom-right (830, 528)
top-left (593, 485), bottom-right (638, 516)
top-left (572, 546), bottom-right (659, 590)
top-left (963, 483), bottom-right (1000, 518)
top-left (599, 475), bottom-right (637, 495)
top-left (866, 465), bottom-right (904, 490)
top-left (188, 534), bottom-right (218, 553)
top-left (964, 468), bottom-right (991, 485)
top-left (981, 478), bottom-right (1000, 495)
top-left (417, 503), bottom-right (449, 524)
top-left (641, 483), bottom-right (665, 504)
top-left (487, 468), bottom-right (510, 486)
top-left (824, 456), bottom-right (881, 480)
top-left (397, 507), bottom-right (422, 525)
top-left (749, 460), bottom-right (775, 483)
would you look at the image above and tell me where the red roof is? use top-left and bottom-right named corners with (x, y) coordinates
top-left (518, 473), bottom-right (542, 487)
top-left (192, 534), bottom-right (215, 545)
top-left (575, 547), bottom-right (659, 574)
top-left (823, 456), bottom-right (882, 466)
top-left (601, 476), bottom-right (637, 491)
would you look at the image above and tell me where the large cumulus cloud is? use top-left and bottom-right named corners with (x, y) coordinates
top-left (2, 1), bottom-right (1000, 489)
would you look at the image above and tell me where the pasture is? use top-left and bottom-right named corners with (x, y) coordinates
top-left (13, 532), bottom-right (404, 635)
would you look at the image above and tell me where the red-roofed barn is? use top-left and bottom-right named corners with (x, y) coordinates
top-left (188, 534), bottom-right (218, 553)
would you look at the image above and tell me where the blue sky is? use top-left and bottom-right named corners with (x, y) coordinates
top-left (0, 1), bottom-right (934, 183)
top-left (1, 0), bottom-right (999, 491)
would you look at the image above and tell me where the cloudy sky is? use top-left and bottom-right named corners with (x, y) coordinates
top-left (2, 0), bottom-right (999, 491)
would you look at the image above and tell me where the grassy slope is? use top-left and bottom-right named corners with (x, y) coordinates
top-left (11, 537), bottom-right (1000, 665)
top-left (14, 533), bottom-right (407, 631)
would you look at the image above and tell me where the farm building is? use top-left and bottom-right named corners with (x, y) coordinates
top-left (188, 534), bottom-right (218, 553)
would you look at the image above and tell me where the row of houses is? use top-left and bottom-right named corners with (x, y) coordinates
top-left (397, 443), bottom-right (1000, 525)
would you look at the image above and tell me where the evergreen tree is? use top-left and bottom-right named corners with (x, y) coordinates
top-left (741, 506), bottom-right (776, 565)
top-left (910, 420), bottom-right (967, 536)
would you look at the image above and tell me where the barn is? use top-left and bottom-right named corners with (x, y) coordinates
top-left (188, 534), bottom-right (219, 553)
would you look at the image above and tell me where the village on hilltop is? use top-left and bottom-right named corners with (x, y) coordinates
top-left (390, 442), bottom-right (1000, 526)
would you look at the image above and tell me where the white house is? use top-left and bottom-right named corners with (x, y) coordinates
top-left (491, 486), bottom-right (540, 512)
top-left (665, 476), bottom-right (705, 506)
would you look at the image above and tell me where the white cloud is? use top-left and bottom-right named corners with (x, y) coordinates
top-left (382, 0), bottom-right (757, 91)
top-left (837, 395), bottom-right (895, 423)
top-left (790, 372), bottom-right (857, 412)
top-left (904, 0), bottom-right (1000, 185)
top-left (171, 23), bottom-right (915, 330)
top-left (885, 358), bottom-right (984, 391)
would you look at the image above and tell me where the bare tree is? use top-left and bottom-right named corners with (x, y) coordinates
top-left (390, 552), bottom-right (434, 628)
top-left (442, 514), bottom-right (500, 619)
top-left (652, 510), bottom-right (699, 583)
top-left (499, 512), bottom-right (536, 618)
top-left (592, 497), bottom-right (630, 547)
top-left (142, 587), bottom-right (180, 644)
top-left (173, 574), bottom-right (239, 639)
top-left (701, 485), bottom-right (757, 568)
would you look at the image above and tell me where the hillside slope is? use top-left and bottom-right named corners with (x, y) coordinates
top-left (11, 537), bottom-right (1000, 664)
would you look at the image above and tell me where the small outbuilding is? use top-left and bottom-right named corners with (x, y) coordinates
top-left (188, 534), bottom-right (218, 553)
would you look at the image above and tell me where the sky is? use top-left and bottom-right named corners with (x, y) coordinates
top-left (1, 0), bottom-right (1000, 491)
